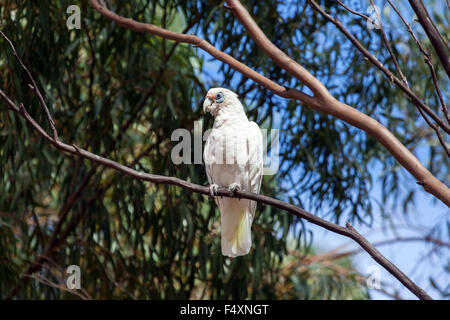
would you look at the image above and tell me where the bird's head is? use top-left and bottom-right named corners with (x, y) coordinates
top-left (203, 87), bottom-right (240, 117)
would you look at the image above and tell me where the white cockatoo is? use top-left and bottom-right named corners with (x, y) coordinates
top-left (203, 88), bottom-right (263, 257)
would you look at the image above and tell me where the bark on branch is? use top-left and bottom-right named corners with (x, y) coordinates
top-left (408, 0), bottom-right (450, 78)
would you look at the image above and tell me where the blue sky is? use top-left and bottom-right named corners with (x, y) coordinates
top-left (310, 163), bottom-right (449, 299)
top-left (194, 0), bottom-right (449, 299)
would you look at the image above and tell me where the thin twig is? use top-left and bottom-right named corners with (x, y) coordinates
top-left (416, 101), bottom-right (450, 157)
top-left (368, 0), bottom-right (409, 86)
top-left (317, 236), bottom-right (450, 262)
top-left (386, 0), bottom-right (450, 125)
top-left (306, 1), bottom-right (450, 135)
top-left (336, 0), bottom-right (371, 21)
top-left (0, 30), bottom-right (59, 140)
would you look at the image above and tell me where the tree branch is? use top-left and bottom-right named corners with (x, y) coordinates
top-left (0, 33), bottom-right (432, 300)
top-left (88, 0), bottom-right (316, 106)
top-left (415, 100), bottom-right (450, 157)
top-left (408, 0), bottom-right (450, 77)
top-left (0, 31), bottom-right (59, 140)
top-left (386, 0), bottom-right (450, 125)
top-left (367, 0), bottom-right (409, 86)
top-left (225, 0), bottom-right (450, 203)
top-left (87, 0), bottom-right (450, 207)
top-left (335, 0), bottom-right (449, 153)
top-left (306, 0), bottom-right (450, 135)
top-left (319, 235), bottom-right (450, 262)
top-left (224, 1), bottom-right (330, 99)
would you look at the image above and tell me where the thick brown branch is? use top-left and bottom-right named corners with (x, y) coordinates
top-left (408, 0), bottom-right (450, 77)
top-left (225, 1), bottom-right (330, 99)
top-left (88, 0), bottom-right (316, 107)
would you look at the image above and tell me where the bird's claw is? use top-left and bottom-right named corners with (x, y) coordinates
top-left (209, 184), bottom-right (219, 200)
top-left (228, 183), bottom-right (241, 198)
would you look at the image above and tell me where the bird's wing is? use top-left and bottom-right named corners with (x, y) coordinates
top-left (246, 121), bottom-right (264, 220)
top-left (204, 136), bottom-right (213, 186)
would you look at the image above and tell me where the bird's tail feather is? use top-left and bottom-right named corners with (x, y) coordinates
top-left (220, 205), bottom-right (252, 257)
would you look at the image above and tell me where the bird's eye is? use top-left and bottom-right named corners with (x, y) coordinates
top-left (215, 92), bottom-right (224, 103)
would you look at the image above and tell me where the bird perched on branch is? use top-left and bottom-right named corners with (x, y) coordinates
top-left (203, 88), bottom-right (263, 257)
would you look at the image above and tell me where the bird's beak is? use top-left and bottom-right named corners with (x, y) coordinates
top-left (203, 95), bottom-right (215, 114)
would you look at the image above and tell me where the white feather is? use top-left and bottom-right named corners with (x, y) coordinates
top-left (204, 88), bottom-right (263, 257)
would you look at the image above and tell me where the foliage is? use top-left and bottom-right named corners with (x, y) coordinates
top-left (0, 0), bottom-right (447, 299)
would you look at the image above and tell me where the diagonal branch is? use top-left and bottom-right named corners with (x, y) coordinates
top-left (386, 0), bottom-right (450, 126)
top-left (337, 0), bottom-right (409, 86)
top-left (416, 99), bottom-right (450, 157)
top-left (88, 0), bottom-right (450, 207)
top-left (88, 0), bottom-right (316, 106)
top-left (336, 0), bottom-right (372, 21)
top-left (224, 1), bottom-right (330, 99)
top-left (6, 142), bottom-right (156, 299)
top-left (0, 33), bottom-right (432, 300)
top-left (336, 0), bottom-right (449, 151)
top-left (0, 31), bottom-right (59, 140)
top-left (408, 0), bottom-right (450, 78)
top-left (306, 0), bottom-right (450, 135)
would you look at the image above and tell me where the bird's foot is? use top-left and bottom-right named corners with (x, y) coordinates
top-left (228, 183), bottom-right (241, 198)
top-left (209, 184), bottom-right (219, 200)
